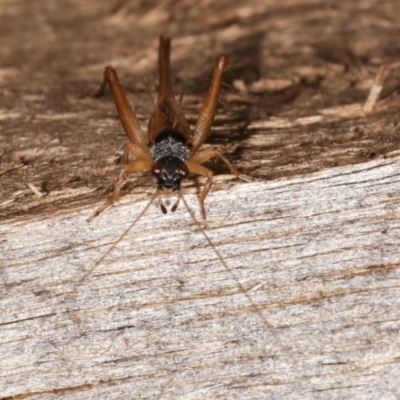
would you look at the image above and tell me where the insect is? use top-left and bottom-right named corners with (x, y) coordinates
top-left (85, 37), bottom-right (268, 327)
top-left (91, 36), bottom-right (249, 220)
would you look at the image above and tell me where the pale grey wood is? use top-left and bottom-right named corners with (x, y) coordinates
top-left (1, 155), bottom-right (400, 399)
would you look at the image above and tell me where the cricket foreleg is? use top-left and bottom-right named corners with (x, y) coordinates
top-left (88, 144), bottom-right (152, 221)
top-left (187, 161), bottom-right (214, 219)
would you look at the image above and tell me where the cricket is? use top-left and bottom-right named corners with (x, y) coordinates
top-left (85, 36), bottom-right (268, 326)
top-left (91, 36), bottom-right (249, 220)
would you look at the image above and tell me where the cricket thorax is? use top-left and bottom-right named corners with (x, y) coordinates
top-left (149, 129), bottom-right (191, 190)
top-left (149, 129), bottom-right (191, 162)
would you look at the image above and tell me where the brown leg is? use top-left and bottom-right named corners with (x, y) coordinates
top-left (189, 147), bottom-right (251, 182)
top-left (88, 144), bottom-right (152, 220)
top-left (95, 66), bottom-right (149, 152)
top-left (122, 143), bottom-right (131, 164)
top-left (124, 142), bottom-right (152, 165)
top-left (191, 55), bottom-right (228, 154)
top-left (94, 74), bottom-right (109, 98)
top-left (187, 160), bottom-right (214, 219)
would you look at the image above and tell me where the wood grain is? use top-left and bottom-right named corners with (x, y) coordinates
top-left (2, 155), bottom-right (400, 399)
top-left (2, 0), bottom-right (400, 398)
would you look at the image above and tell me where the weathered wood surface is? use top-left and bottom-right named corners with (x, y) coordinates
top-left (2, 0), bottom-right (400, 398)
top-left (2, 156), bottom-right (400, 399)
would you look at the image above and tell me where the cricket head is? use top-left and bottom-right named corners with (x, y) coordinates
top-left (151, 156), bottom-right (189, 191)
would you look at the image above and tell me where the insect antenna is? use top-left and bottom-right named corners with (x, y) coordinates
top-left (179, 192), bottom-right (270, 328)
top-left (80, 191), bottom-right (158, 283)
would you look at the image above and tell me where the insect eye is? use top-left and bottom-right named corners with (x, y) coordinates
top-left (151, 162), bottom-right (162, 177)
top-left (179, 164), bottom-right (189, 178)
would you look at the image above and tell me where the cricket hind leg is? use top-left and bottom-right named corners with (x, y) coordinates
top-left (94, 65), bottom-right (149, 153)
top-left (88, 143), bottom-right (152, 221)
top-left (94, 72), bottom-right (109, 98)
top-left (190, 55), bottom-right (229, 154)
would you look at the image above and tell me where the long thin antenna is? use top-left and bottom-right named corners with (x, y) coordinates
top-left (80, 192), bottom-right (158, 283)
top-left (179, 192), bottom-right (270, 328)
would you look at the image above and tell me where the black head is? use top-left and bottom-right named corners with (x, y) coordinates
top-left (151, 156), bottom-right (189, 191)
